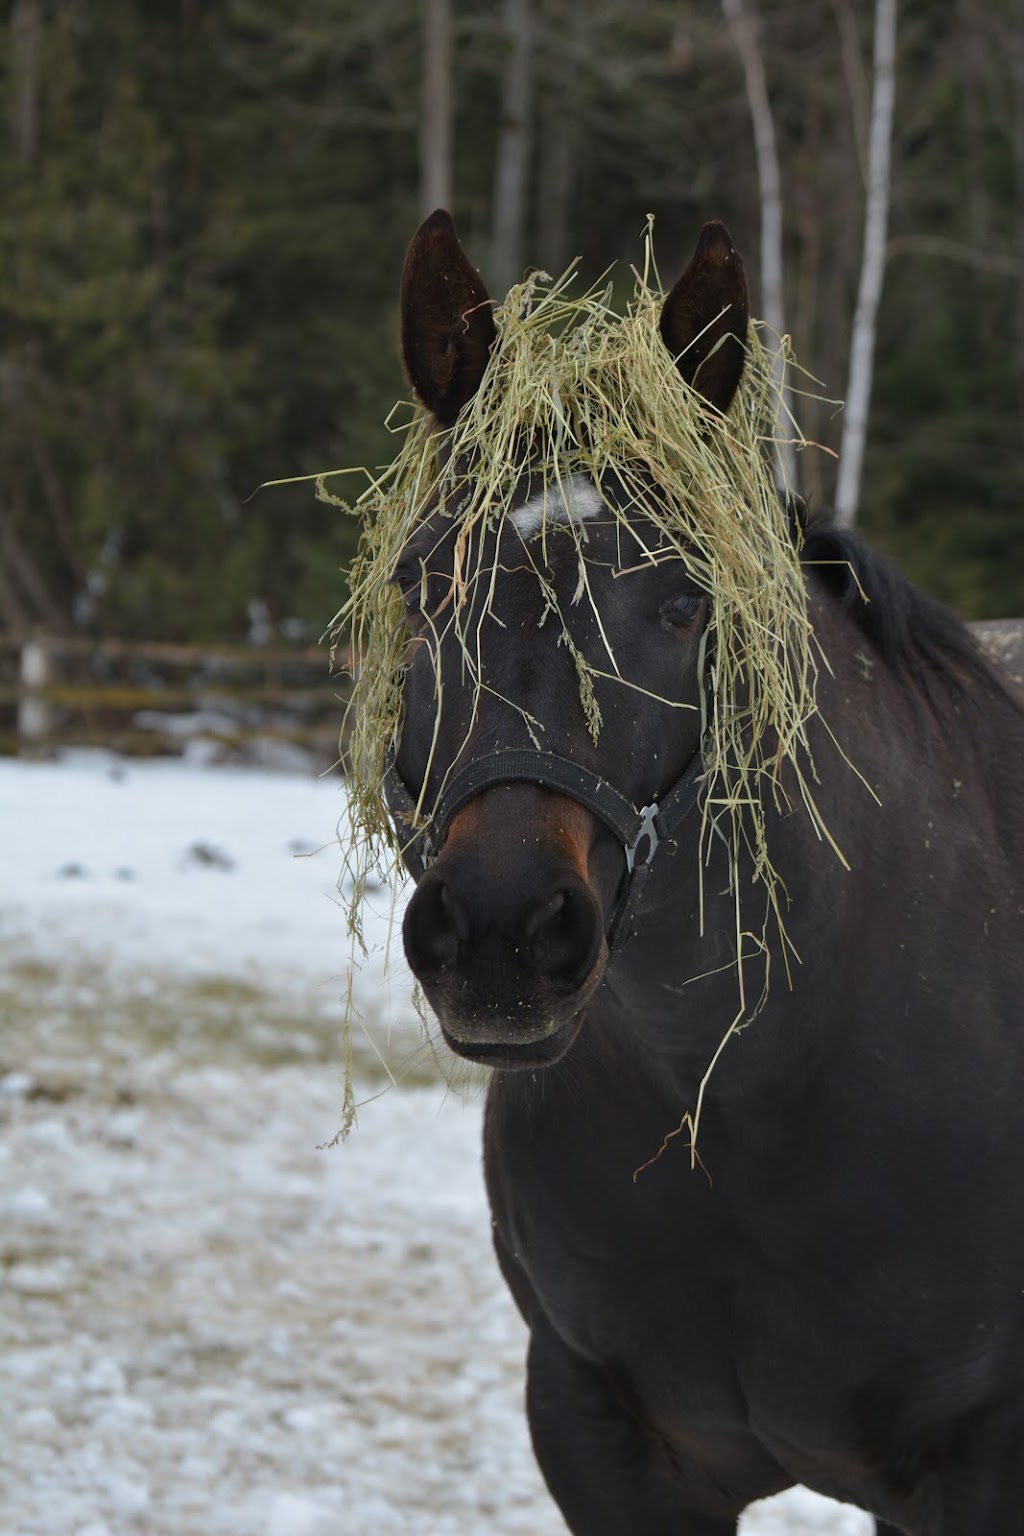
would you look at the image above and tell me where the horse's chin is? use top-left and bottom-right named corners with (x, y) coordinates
top-left (439, 1012), bottom-right (584, 1070)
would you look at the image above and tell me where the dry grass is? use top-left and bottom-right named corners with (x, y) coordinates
top-left (326, 227), bottom-right (844, 1137)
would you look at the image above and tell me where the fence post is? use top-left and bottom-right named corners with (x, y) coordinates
top-left (18, 636), bottom-right (51, 748)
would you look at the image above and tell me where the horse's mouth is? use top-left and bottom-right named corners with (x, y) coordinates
top-left (439, 1012), bottom-right (583, 1070)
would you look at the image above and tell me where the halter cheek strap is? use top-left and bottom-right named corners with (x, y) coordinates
top-left (382, 746), bottom-right (705, 952)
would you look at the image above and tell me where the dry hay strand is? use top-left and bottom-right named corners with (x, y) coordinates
top-left (327, 226), bottom-right (844, 1137)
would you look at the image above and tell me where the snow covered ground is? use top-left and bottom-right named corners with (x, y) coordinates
top-left (1, 752), bottom-right (873, 1535)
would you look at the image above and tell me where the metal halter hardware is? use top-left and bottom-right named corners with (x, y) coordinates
top-left (383, 745), bottom-right (705, 952)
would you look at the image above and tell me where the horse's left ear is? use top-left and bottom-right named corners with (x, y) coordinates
top-left (400, 209), bottom-right (497, 428)
top-left (660, 221), bottom-right (749, 417)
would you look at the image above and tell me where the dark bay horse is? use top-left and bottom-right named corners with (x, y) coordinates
top-left (383, 210), bottom-right (1024, 1534)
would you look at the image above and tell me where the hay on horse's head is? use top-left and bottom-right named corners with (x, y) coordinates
top-left (339, 240), bottom-right (825, 835)
top-left (330, 226), bottom-right (839, 1125)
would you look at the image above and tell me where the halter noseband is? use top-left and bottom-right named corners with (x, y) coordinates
top-left (383, 745), bottom-right (705, 952)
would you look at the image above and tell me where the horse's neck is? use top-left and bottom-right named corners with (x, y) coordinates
top-left (806, 587), bottom-right (1022, 845)
top-left (591, 591), bottom-right (1020, 1099)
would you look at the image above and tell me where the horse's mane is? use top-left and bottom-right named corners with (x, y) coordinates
top-left (799, 512), bottom-right (1017, 715)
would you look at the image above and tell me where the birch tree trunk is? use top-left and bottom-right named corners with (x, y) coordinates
top-left (834, 0), bottom-right (898, 528)
top-left (491, 0), bottom-right (533, 295)
top-left (721, 0), bottom-right (796, 491)
top-left (420, 0), bottom-right (453, 215)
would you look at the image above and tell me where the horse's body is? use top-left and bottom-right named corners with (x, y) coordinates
top-left (383, 210), bottom-right (1024, 1534)
top-left (485, 571), bottom-right (1024, 1535)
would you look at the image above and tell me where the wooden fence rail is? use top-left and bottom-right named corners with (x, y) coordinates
top-left (4, 622), bottom-right (1019, 770)
top-left (0, 633), bottom-right (350, 767)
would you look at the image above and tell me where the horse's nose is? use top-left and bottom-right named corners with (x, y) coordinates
top-left (524, 886), bottom-right (602, 982)
top-left (403, 865), bottom-right (604, 994)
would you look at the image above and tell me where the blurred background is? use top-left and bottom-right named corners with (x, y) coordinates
top-left (2, 0), bottom-right (1021, 674)
top-left (3, 7), bottom-right (1020, 1530)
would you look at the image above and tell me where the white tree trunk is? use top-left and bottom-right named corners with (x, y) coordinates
top-left (722, 0), bottom-right (796, 491)
top-left (491, 0), bottom-right (533, 295)
top-left (420, 0), bottom-right (453, 215)
top-left (18, 638), bottom-right (51, 747)
top-left (834, 0), bottom-right (898, 528)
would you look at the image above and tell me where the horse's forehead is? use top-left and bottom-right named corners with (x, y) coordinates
top-left (406, 468), bottom-right (607, 557)
top-left (404, 462), bottom-right (675, 575)
top-left (506, 473), bottom-right (605, 539)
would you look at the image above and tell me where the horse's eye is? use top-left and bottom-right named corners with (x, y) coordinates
top-left (660, 592), bottom-right (704, 632)
top-left (392, 560), bottom-right (424, 627)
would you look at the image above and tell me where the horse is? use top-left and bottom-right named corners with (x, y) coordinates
top-left (374, 208), bottom-right (1024, 1534)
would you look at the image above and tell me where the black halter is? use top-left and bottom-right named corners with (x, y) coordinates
top-left (383, 744), bottom-right (705, 952)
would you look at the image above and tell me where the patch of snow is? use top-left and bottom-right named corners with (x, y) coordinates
top-left (3, 1184), bottom-right (54, 1223)
top-left (0, 754), bottom-right (874, 1534)
top-left (0, 751), bottom-right (409, 1002)
top-left (1, 1070), bottom-right (35, 1099)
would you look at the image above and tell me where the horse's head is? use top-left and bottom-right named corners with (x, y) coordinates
top-left (387, 212), bottom-right (751, 1069)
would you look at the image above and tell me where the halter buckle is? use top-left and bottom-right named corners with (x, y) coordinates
top-left (624, 803), bottom-right (660, 873)
top-left (420, 831), bottom-right (439, 869)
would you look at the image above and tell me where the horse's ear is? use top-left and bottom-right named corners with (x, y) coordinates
top-left (660, 221), bottom-right (749, 417)
top-left (400, 209), bottom-right (496, 428)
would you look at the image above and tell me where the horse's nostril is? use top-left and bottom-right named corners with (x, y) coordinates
top-left (438, 882), bottom-right (465, 937)
top-left (404, 866), bottom-right (603, 997)
top-left (528, 885), bottom-right (602, 986)
top-left (524, 890), bottom-right (567, 938)
top-left (403, 877), bottom-right (462, 977)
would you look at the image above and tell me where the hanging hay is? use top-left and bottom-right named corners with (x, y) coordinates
top-left (325, 224), bottom-right (843, 1136)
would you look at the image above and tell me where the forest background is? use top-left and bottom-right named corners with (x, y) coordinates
top-left (2, 0), bottom-right (1022, 647)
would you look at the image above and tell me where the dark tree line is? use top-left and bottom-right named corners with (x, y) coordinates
top-left (1, 0), bottom-right (1021, 643)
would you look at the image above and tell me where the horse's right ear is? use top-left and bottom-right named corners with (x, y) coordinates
top-left (660, 221), bottom-right (749, 417)
top-left (400, 210), bottom-right (496, 429)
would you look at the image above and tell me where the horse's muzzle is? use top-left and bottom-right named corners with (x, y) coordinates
top-left (400, 790), bottom-right (608, 1068)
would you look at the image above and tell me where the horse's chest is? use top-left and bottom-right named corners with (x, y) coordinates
top-left (540, 1224), bottom-right (741, 1408)
top-left (491, 1124), bottom-right (756, 1424)
top-left (487, 1102), bottom-right (888, 1482)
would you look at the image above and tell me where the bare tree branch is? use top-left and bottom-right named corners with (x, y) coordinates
top-left (835, 0), bottom-right (898, 529)
top-left (887, 232), bottom-right (1022, 277)
top-left (721, 0), bottom-right (796, 490)
top-left (830, 0), bottom-right (869, 187)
